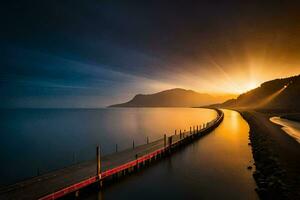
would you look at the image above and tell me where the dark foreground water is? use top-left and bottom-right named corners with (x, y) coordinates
top-left (81, 109), bottom-right (258, 200)
top-left (0, 107), bottom-right (216, 186)
top-left (0, 108), bottom-right (257, 199)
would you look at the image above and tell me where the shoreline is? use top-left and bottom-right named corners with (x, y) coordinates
top-left (237, 110), bottom-right (300, 199)
top-left (270, 117), bottom-right (300, 144)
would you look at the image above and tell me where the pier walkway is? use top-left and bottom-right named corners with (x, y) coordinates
top-left (0, 109), bottom-right (223, 200)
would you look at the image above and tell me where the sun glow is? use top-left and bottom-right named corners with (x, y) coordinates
top-left (244, 81), bottom-right (259, 92)
top-left (227, 80), bottom-right (260, 94)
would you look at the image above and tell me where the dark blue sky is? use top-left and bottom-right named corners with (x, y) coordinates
top-left (1, 1), bottom-right (300, 107)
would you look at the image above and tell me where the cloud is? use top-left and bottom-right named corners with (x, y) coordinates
top-left (1, 1), bottom-right (300, 107)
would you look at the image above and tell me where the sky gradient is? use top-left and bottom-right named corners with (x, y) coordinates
top-left (1, 1), bottom-right (300, 107)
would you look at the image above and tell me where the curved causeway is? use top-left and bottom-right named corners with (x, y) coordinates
top-left (82, 109), bottom-right (258, 200)
top-left (0, 109), bottom-right (223, 200)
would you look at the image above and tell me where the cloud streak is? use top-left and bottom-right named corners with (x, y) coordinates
top-left (1, 1), bottom-right (300, 107)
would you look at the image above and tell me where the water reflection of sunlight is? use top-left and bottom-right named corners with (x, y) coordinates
top-left (116, 108), bottom-right (217, 145)
top-left (218, 109), bottom-right (250, 151)
top-left (230, 110), bottom-right (240, 131)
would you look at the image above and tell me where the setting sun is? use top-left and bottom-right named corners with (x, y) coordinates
top-left (244, 81), bottom-right (259, 92)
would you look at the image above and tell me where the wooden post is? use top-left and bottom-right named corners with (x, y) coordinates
top-left (75, 190), bottom-right (79, 198)
top-left (133, 140), bottom-right (135, 149)
top-left (147, 136), bottom-right (149, 144)
top-left (190, 127), bottom-right (192, 135)
top-left (180, 129), bottom-right (182, 139)
top-left (135, 154), bottom-right (139, 170)
top-left (164, 134), bottom-right (167, 147)
top-left (168, 136), bottom-right (172, 153)
top-left (96, 146), bottom-right (101, 177)
top-left (169, 136), bottom-right (172, 146)
top-left (175, 129), bottom-right (177, 135)
top-left (116, 144), bottom-right (118, 152)
top-left (197, 125), bottom-right (199, 133)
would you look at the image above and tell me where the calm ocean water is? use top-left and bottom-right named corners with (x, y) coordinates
top-left (0, 107), bottom-right (216, 186)
top-left (82, 109), bottom-right (258, 200)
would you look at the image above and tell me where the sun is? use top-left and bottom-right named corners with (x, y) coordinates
top-left (234, 80), bottom-right (260, 94)
top-left (244, 81), bottom-right (258, 91)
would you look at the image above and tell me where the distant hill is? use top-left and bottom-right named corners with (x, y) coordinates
top-left (109, 88), bottom-right (235, 107)
top-left (217, 75), bottom-right (300, 111)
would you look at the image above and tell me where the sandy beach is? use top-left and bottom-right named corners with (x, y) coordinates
top-left (239, 110), bottom-right (300, 199)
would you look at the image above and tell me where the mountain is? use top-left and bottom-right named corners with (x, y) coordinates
top-left (109, 88), bottom-right (235, 107)
top-left (217, 74), bottom-right (300, 111)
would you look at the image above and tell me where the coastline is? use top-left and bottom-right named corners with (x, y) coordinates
top-left (237, 110), bottom-right (300, 199)
top-left (270, 117), bottom-right (300, 144)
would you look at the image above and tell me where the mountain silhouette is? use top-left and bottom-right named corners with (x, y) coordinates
top-left (109, 88), bottom-right (234, 107)
top-left (217, 74), bottom-right (300, 111)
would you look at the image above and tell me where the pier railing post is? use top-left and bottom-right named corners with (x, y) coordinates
top-left (135, 154), bottom-right (139, 170)
top-left (96, 145), bottom-right (101, 178)
top-left (180, 129), bottom-right (182, 139)
top-left (190, 127), bottom-right (192, 135)
top-left (147, 136), bottom-right (149, 144)
top-left (175, 129), bottom-right (177, 135)
top-left (164, 134), bottom-right (166, 147)
top-left (133, 140), bottom-right (135, 149)
top-left (168, 136), bottom-right (172, 148)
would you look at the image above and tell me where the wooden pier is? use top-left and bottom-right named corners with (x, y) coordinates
top-left (0, 109), bottom-right (224, 200)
